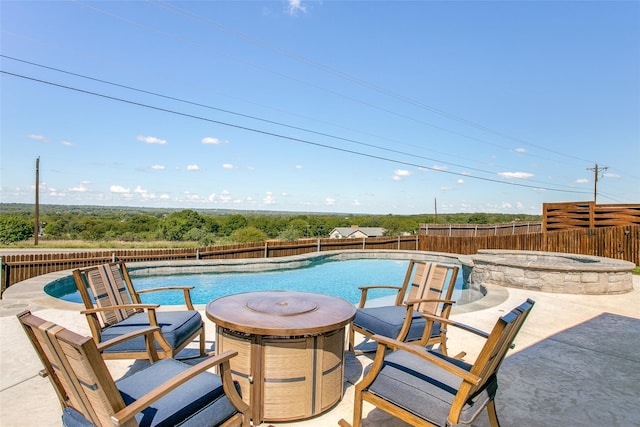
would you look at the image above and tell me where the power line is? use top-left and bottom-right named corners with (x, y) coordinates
top-left (2, 55), bottom-right (592, 192)
top-left (0, 69), bottom-right (593, 196)
top-left (70, 0), bottom-right (597, 168)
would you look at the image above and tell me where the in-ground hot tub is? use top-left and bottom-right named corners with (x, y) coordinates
top-left (468, 250), bottom-right (634, 294)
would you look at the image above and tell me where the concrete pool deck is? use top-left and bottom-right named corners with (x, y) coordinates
top-left (1, 271), bottom-right (639, 426)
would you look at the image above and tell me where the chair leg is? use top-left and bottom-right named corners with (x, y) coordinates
top-left (486, 399), bottom-right (501, 427)
top-left (199, 328), bottom-right (206, 356)
top-left (347, 324), bottom-right (355, 353)
top-left (350, 388), bottom-right (364, 427)
top-left (439, 333), bottom-right (448, 356)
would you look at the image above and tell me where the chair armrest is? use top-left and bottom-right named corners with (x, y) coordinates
top-left (370, 334), bottom-right (481, 385)
top-left (357, 285), bottom-right (402, 308)
top-left (82, 305), bottom-right (161, 329)
top-left (357, 285), bottom-right (402, 291)
top-left (81, 304), bottom-right (160, 315)
top-left (111, 350), bottom-right (249, 425)
top-left (135, 287), bottom-right (195, 310)
top-left (96, 326), bottom-right (160, 351)
top-left (135, 286), bottom-right (194, 294)
top-left (405, 298), bottom-right (456, 308)
top-left (421, 313), bottom-right (490, 339)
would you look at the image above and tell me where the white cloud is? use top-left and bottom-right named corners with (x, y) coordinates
top-left (220, 190), bottom-right (232, 202)
top-left (325, 197), bottom-right (336, 206)
top-left (134, 186), bottom-right (147, 194)
top-left (287, 0), bottom-right (306, 15)
top-left (575, 178), bottom-right (589, 184)
top-left (498, 172), bottom-right (534, 179)
top-left (514, 147), bottom-right (527, 153)
top-left (432, 165), bottom-right (448, 171)
top-left (159, 194), bottom-right (171, 200)
top-left (222, 163), bottom-right (236, 169)
top-left (456, 179), bottom-right (465, 185)
top-left (440, 186), bottom-right (452, 191)
top-left (28, 134), bottom-right (48, 142)
top-left (68, 181), bottom-right (90, 192)
top-left (61, 140), bottom-right (74, 146)
top-left (202, 137), bottom-right (221, 145)
top-left (604, 173), bottom-right (621, 179)
top-left (187, 164), bottom-right (201, 171)
top-left (263, 192), bottom-right (276, 204)
top-left (137, 135), bottom-right (167, 145)
top-left (295, 165), bottom-right (303, 170)
top-left (151, 165), bottom-right (165, 170)
top-left (353, 199), bottom-right (361, 206)
top-left (110, 185), bottom-right (130, 194)
top-left (393, 169), bottom-right (412, 181)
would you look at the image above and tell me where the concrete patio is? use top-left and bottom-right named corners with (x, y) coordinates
top-left (1, 273), bottom-right (638, 426)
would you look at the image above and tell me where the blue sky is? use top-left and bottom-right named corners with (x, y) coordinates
top-left (1, 1), bottom-right (638, 215)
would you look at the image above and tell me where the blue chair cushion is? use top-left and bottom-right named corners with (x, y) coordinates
top-left (61, 407), bottom-right (96, 427)
top-left (366, 349), bottom-right (497, 426)
top-left (116, 358), bottom-right (240, 427)
top-left (100, 310), bottom-right (203, 354)
top-left (353, 306), bottom-right (441, 342)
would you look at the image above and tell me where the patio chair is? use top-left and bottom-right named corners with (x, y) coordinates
top-left (349, 260), bottom-right (459, 355)
top-left (17, 310), bottom-right (250, 427)
top-left (339, 298), bottom-right (535, 427)
top-left (73, 261), bottom-right (205, 360)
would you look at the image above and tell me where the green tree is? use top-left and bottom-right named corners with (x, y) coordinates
top-left (277, 227), bottom-right (302, 241)
top-left (159, 210), bottom-right (205, 240)
top-left (232, 226), bottom-right (268, 243)
top-left (219, 214), bottom-right (248, 236)
top-left (0, 216), bottom-right (34, 243)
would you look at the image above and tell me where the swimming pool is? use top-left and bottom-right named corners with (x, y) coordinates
top-left (47, 258), bottom-right (471, 306)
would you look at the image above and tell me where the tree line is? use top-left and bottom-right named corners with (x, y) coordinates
top-left (0, 204), bottom-right (541, 245)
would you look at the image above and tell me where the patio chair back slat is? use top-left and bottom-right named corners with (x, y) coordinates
top-left (19, 312), bottom-right (125, 427)
top-left (86, 264), bottom-right (138, 326)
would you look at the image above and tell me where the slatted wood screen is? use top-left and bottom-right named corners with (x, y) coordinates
top-left (543, 201), bottom-right (640, 231)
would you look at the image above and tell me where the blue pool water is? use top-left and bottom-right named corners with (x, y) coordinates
top-left (49, 259), bottom-right (467, 306)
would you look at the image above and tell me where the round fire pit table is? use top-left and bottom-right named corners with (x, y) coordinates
top-left (206, 290), bottom-right (356, 425)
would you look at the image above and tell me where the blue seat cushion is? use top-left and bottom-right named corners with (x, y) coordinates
top-left (61, 407), bottom-right (96, 427)
top-left (353, 306), bottom-right (441, 342)
top-left (117, 358), bottom-right (240, 427)
top-left (367, 349), bottom-right (497, 426)
top-left (101, 310), bottom-right (203, 354)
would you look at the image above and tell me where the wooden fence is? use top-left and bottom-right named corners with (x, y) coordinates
top-left (543, 201), bottom-right (640, 231)
top-left (419, 222), bottom-right (542, 237)
top-left (2, 225), bottom-right (637, 295)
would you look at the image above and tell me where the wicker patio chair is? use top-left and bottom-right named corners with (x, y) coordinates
top-left (340, 299), bottom-right (535, 427)
top-left (17, 310), bottom-right (250, 427)
top-left (73, 261), bottom-right (205, 360)
top-left (349, 260), bottom-right (459, 355)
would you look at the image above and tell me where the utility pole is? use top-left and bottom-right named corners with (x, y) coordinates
top-left (34, 157), bottom-right (40, 245)
top-left (587, 163), bottom-right (608, 204)
top-left (434, 198), bottom-right (438, 224)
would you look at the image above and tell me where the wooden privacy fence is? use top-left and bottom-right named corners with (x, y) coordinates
top-left (1, 225), bottom-right (638, 295)
top-left (419, 222), bottom-right (542, 236)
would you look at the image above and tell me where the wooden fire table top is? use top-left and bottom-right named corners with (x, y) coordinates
top-left (206, 290), bottom-right (356, 336)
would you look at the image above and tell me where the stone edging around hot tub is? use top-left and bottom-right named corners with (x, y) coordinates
top-left (468, 250), bottom-right (635, 295)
